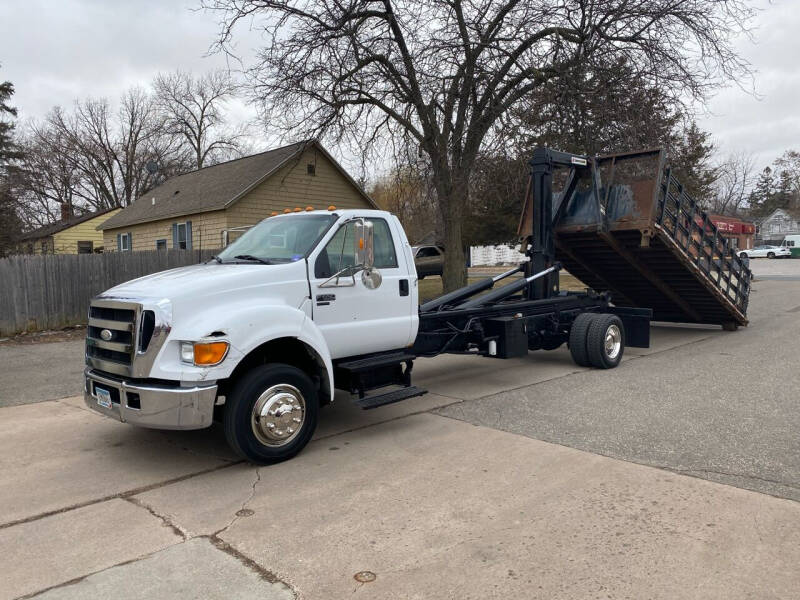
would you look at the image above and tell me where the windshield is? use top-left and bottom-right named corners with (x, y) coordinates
top-left (217, 214), bottom-right (336, 263)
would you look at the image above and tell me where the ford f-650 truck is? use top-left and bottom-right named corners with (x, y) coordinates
top-left (84, 148), bottom-right (750, 464)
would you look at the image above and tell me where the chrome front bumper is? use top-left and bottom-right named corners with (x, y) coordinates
top-left (84, 368), bottom-right (217, 430)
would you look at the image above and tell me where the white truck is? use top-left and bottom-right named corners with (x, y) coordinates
top-left (91, 148), bottom-right (748, 464)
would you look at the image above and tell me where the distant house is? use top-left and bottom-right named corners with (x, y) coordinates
top-left (99, 140), bottom-right (377, 252)
top-left (15, 207), bottom-right (121, 255)
top-left (755, 208), bottom-right (800, 244)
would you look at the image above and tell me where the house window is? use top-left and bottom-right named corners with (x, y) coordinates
top-left (120, 233), bottom-right (131, 252)
top-left (41, 240), bottom-right (49, 254)
top-left (77, 241), bottom-right (93, 254)
top-left (156, 239), bottom-right (167, 250)
top-left (172, 221), bottom-right (192, 250)
top-left (307, 163), bottom-right (316, 175)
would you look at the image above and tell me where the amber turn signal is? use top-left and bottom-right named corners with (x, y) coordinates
top-left (193, 341), bottom-right (229, 366)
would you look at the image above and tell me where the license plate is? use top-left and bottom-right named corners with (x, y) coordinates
top-left (95, 386), bottom-right (112, 409)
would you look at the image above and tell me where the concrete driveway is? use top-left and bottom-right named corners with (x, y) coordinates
top-left (2, 262), bottom-right (800, 599)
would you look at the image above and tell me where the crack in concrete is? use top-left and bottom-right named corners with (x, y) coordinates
top-left (206, 534), bottom-right (294, 592)
top-left (12, 543), bottom-right (183, 600)
top-left (124, 496), bottom-right (188, 540)
top-left (0, 461), bottom-right (241, 531)
top-left (213, 467), bottom-right (262, 537)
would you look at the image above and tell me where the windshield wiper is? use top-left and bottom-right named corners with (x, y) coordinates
top-left (233, 254), bottom-right (272, 264)
top-left (207, 255), bottom-right (222, 264)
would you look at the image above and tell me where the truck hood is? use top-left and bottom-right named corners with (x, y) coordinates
top-left (99, 260), bottom-right (310, 306)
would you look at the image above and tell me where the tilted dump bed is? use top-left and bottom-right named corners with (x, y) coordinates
top-left (520, 149), bottom-right (751, 327)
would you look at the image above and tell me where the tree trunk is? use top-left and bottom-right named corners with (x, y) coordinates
top-left (440, 175), bottom-right (469, 293)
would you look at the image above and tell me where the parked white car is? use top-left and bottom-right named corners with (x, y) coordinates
top-left (737, 245), bottom-right (791, 259)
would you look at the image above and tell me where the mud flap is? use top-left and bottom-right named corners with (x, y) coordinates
top-left (607, 306), bottom-right (652, 348)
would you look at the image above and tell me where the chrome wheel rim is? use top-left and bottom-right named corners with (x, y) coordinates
top-left (604, 324), bottom-right (622, 360)
top-left (251, 384), bottom-right (305, 447)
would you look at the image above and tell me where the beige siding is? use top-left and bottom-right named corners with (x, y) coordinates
top-left (52, 209), bottom-right (121, 254)
top-left (103, 210), bottom-right (229, 252)
top-left (226, 147), bottom-right (373, 229)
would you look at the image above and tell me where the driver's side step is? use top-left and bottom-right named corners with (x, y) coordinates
top-left (353, 386), bottom-right (428, 410)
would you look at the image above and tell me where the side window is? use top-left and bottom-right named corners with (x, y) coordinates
top-left (369, 218), bottom-right (398, 269)
top-left (315, 218), bottom-right (398, 278)
top-left (316, 222), bottom-right (356, 278)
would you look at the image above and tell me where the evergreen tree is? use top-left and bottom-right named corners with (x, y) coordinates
top-left (668, 122), bottom-right (717, 206)
top-left (0, 73), bottom-right (24, 256)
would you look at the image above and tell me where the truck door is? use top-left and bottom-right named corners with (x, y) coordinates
top-left (309, 217), bottom-right (414, 359)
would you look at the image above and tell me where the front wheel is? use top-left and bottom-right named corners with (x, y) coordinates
top-left (739, 252), bottom-right (748, 259)
top-left (767, 252), bottom-right (775, 259)
top-left (224, 364), bottom-right (319, 464)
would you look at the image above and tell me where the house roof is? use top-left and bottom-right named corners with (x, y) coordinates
top-left (16, 207), bottom-right (118, 242)
top-left (100, 139), bottom-right (376, 231)
top-left (758, 207), bottom-right (800, 222)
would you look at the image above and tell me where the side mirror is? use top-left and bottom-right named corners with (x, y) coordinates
top-left (354, 219), bottom-right (374, 270)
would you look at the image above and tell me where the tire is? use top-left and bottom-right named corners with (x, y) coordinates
top-left (767, 252), bottom-right (775, 259)
top-left (739, 253), bottom-right (748, 259)
top-left (568, 313), bottom-right (594, 367)
top-left (586, 314), bottom-right (625, 369)
top-left (224, 363), bottom-right (319, 464)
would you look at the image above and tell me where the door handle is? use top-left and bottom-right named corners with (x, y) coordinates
top-left (316, 294), bottom-right (335, 306)
top-left (399, 279), bottom-right (409, 296)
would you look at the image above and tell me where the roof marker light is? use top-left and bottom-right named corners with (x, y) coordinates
top-left (328, 205), bottom-right (336, 211)
top-left (306, 206), bottom-right (314, 211)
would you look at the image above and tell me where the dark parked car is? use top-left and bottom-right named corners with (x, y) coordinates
top-left (413, 245), bottom-right (444, 278)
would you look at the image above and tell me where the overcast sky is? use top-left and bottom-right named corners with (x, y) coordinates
top-left (1, 0), bottom-right (799, 175)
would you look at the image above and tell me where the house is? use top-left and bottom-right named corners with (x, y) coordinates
top-left (99, 140), bottom-right (378, 252)
top-left (754, 208), bottom-right (800, 244)
top-left (15, 206), bottom-right (121, 255)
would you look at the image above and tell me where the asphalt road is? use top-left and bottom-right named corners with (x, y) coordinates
top-left (0, 338), bottom-right (85, 407)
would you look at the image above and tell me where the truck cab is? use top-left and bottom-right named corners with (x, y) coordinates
top-left (84, 209), bottom-right (419, 463)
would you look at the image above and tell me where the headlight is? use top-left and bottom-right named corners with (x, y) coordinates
top-left (180, 341), bottom-right (229, 366)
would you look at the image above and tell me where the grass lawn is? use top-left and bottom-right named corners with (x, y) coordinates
top-left (417, 271), bottom-right (586, 304)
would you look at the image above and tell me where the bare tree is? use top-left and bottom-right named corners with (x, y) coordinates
top-left (711, 152), bottom-right (756, 215)
top-left (30, 88), bottom-right (181, 212)
top-left (204, 0), bottom-right (753, 290)
top-left (370, 166), bottom-right (440, 244)
top-left (15, 125), bottom-right (81, 227)
top-left (153, 70), bottom-right (244, 169)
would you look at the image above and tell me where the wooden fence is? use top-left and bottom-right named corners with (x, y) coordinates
top-left (0, 249), bottom-right (217, 337)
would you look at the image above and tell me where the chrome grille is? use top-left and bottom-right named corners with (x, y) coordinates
top-left (86, 299), bottom-right (139, 377)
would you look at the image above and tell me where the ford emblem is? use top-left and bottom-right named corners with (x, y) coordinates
top-left (100, 329), bottom-right (113, 341)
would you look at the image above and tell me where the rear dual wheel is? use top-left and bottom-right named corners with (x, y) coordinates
top-left (569, 313), bottom-right (625, 369)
